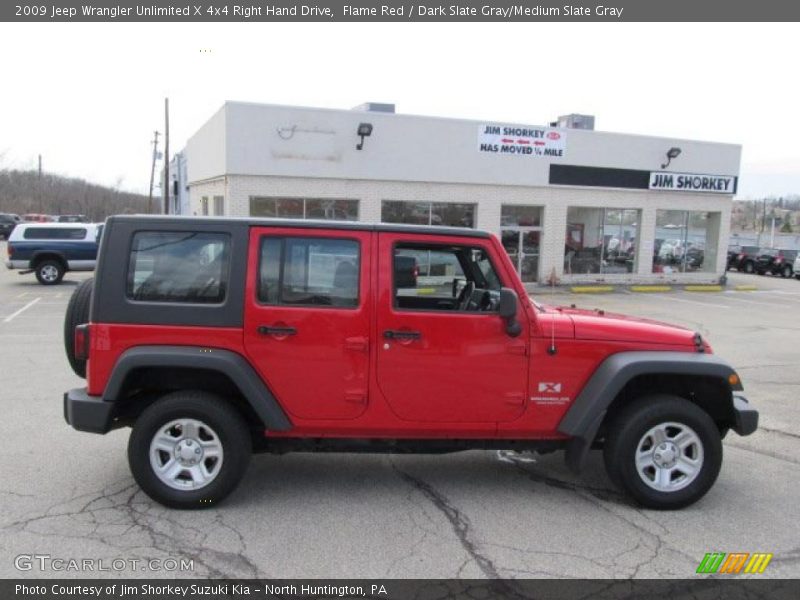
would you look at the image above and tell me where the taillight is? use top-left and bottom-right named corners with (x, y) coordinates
top-left (74, 324), bottom-right (90, 361)
top-left (7, 243), bottom-right (12, 258)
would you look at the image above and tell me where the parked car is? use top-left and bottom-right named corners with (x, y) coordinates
top-left (685, 243), bottom-right (705, 270)
top-left (57, 214), bottom-right (89, 223)
top-left (726, 245), bottom-right (741, 270)
top-left (5, 222), bottom-right (103, 284)
top-left (795, 254), bottom-right (800, 280)
top-left (0, 213), bottom-right (22, 240)
top-left (730, 245), bottom-right (759, 273)
top-left (754, 248), bottom-right (798, 278)
top-left (21, 213), bottom-right (54, 222)
top-left (63, 216), bottom-right (757, 510)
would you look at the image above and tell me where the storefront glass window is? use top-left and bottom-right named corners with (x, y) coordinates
top-left (431, 203), bottom-right (475, 228)
top-left (381, 201), bottom-right (429, 225)
top-left (250, 197), bottom-right (358, 221)
top-left (305, 199), bottom-right (359, 221)
top-left (381, 201), bottom-right (476, 228)
top-left (501, 205), bottom-right (542, 227)
top-left (500, 205), bottom-right (543, 283)
top-left (565, 207), bottom-right (639, 275)
top-left (653, 210), bottom-right (719, 273)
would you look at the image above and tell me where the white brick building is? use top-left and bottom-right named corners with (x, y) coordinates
top-left (185, 101), bottom-right (741, 286)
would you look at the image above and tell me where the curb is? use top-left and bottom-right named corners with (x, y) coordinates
top-left (684, 285), bottom-right (724, 292)
top-left (630, 285), bottom-right (673, 293)
top-left (734, 285), bottom-right (758, 291)
top-left (570, 286), bottom-right (614, 294)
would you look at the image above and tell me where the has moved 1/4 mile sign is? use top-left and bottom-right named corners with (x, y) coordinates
top-left (479, 124), bottom-right (567, 158)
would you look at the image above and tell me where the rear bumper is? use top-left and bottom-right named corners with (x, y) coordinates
top-left (5, 259), bottom-right (27, 270)
top-left (732, 394), bottom-right (758, 436)
top-left (63, 388), bottom-right (114, 434)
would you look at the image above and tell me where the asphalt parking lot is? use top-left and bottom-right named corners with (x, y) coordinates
top-left (0, 241), bottom-right (798, 579)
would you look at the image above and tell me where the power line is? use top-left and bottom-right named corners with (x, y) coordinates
top-left (148, 130), bottom-right (160, 214)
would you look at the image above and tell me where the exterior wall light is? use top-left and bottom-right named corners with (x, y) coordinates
top-left (661, 147), bottom-right (682, 169)
top-left (356, 123), bottom-right (373, 150)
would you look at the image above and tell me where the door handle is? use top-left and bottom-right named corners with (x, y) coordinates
top-left (383, 330), bottom-right (421, 341)
top-left (257, 325), bottom-right (297, 336)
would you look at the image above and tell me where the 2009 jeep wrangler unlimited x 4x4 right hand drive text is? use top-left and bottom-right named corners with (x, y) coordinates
top-left (63, 216), bottom-right (757, 509)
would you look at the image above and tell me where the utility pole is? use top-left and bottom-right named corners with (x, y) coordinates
top-left (770, 216), bottom-right (776, 248)
top-left (37, 154), bottom-right (42, 213)
top-left (163, 97), bottom-right (170, 215)
top-left (148, 131), bottom-right (160, 214)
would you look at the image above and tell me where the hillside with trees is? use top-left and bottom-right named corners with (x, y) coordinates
top-left (0, 169), bottom-right (152, 221)
top-left (731, 196), bottom-right (800, 234)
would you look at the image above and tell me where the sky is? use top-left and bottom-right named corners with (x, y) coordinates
top-left (0, 22), bottom-right (798, 198)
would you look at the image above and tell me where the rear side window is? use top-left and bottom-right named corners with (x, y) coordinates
top-left (258, 237), bottom-right (360, 308)
top-left (23, 227), bottom-right (86, 240)
top-left (127, 231), bottom-right (230, 304)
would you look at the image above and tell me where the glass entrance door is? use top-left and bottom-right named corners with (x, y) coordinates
top-left (502, 229), bottom-right (540, 283)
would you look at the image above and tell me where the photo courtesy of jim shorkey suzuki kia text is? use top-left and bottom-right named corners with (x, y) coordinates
top-left (14, 583), bottom-right (388, 597)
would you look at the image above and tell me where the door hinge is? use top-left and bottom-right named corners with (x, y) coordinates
top-left (503, 392), bottom-right (526, 406)
top-left (344, 390), bottom-right (367, 404)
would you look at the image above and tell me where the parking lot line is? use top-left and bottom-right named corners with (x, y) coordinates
top-left (656, 294), bottom-right (731, 309)
top-left (720, 294), bottom-right (798, 308)
top-left (2, 297), bottom-right (41, 323)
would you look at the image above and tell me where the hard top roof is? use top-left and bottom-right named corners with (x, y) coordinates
top-left (106, 215), bottom-right (491, 239)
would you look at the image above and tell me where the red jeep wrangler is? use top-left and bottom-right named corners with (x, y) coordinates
top-left (63, 216), bottom-right (757, 509)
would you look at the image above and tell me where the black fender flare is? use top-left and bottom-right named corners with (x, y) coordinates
top-left (558, 351), bottom-right (741, 473)
top-left (104, 345), bottom-right (292, 431)
top-left (31, 250), bottom-right (68, 269)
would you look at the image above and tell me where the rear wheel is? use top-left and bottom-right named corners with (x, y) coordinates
top-left (782, 265), bottom-right (792, 278)
top-left (603, 395), bottom-right (722, 509)
top-left (35, 259), bottom-right (65, 285)
top-left (63, 278), bottom-right (93, 378)
top-left (743, 261), bottom-right (754, 274)
top-left (128, 391), bottom-right (252, 509)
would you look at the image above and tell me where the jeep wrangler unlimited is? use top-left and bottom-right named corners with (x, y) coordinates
top-left (63, 216), bottom-right (757, 510)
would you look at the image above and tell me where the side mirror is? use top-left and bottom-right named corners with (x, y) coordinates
top-left (498, 288), bottom-right (522, 337)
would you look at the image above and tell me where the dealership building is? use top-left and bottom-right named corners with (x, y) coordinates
top-left (180, 101), bottom-right (741, 286)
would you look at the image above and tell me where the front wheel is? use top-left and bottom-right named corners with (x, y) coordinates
top-left (603, 395), bottom-right (722, 509)
top-left (128, 391), bottom-right (252, 509)
top-left (782, 265), bottom-right (792, 278)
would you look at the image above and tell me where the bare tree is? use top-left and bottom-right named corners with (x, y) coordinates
top-left (0, 169), bottom-right (151, 219)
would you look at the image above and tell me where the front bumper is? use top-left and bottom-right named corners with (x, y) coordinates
top-left (63, 388), bottom-right (114, 434)
top-left (732, 394), bottom-right (758, 436)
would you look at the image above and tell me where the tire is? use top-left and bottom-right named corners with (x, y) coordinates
top-left (603, 395), bottom-right (722, 510)
top-left (63, 278), bottom-right (93, 378)
top-left (128, 391), bottom-right (252, 509)
top-left (782, 265), bottom-right (792, 278)
top-left (35, 259), bottom-right (65, 285)
top-left (743, 261), bottom-right (754, 274)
